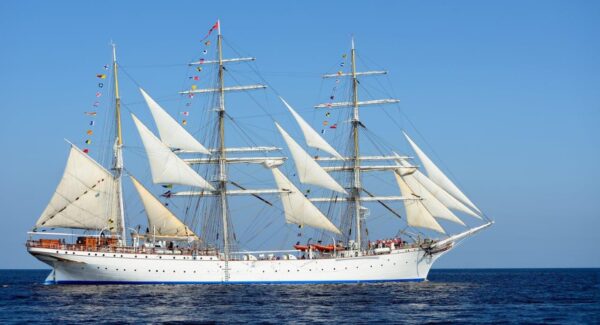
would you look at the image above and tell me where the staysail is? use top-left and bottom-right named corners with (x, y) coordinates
top-left (398, 171), bottom-right (465, 226)
top-left (270, 167), bottom-right (341, 234)
top-left (129, 176), bottom-right (196, 237)
top-left (403, 132), bottom-right (482, 214)
top-left (275, 122), bottom-right (347, 194)
top-left (131, 113), bottom-right (215, 190)
top-left (35, 146), bottom-right (119, 231)
top-left (280, 97), bottom-right (343, 159)
top-left (139, 88), bottom-right (210, 154)
top-left (394, 172), bottom-right (445, 234)
top-left (395, 156), bottom-right (480, 219)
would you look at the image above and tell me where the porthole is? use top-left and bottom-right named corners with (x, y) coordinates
top-left (173, 257), bottom-right (176, 259)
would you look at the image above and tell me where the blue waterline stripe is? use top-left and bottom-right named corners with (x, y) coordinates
top-left (46, 278), bottom-right (425, 285)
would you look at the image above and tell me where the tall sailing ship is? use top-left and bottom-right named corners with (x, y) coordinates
top-left (27, 21), bottom-right (493, 284)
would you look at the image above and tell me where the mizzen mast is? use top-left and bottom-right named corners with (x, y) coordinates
top-left (112, 43), bottom-right (127, 245)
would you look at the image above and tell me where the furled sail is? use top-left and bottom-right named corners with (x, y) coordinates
top-left (139, 88), bottom-right (210, 154)
top-left (403, 132), bottom-right (482, 214)
top-left (129, 176), bottom-right (196, 237)
top-left (131, 114), bottom-right (215, 190)
top-left (280, 97), bottom-right (343, 159)
top-left (35, 146), bottom-right (119, 231)
top-left (394, 173), bottom-right (445, 234)
top-left (270, 168), bottom-right (341, 234)
top-left (396, 157), bottom-right (481, 219)
top-left (275, 123), bottom-right (347, 194)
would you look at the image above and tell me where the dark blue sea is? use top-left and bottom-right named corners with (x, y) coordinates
top-left (0, 269), bottom-right (598, 323)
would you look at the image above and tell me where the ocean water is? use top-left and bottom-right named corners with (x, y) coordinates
top-left (0, 269), bottom-right (598, 323)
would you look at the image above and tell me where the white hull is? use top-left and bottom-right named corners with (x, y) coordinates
top-left (28, 246), bottom-right (448, 284)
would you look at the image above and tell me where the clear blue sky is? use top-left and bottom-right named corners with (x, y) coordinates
top-left (1, 1), bottom-right (598, 269)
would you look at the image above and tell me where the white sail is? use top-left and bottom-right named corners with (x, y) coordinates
top-left (280, 97), bottom-right (343, 159)
top-left (131, 114), bottom-right (215, 190)
top-left (129, 176), bottom-right (196, 237)
top-left (139, 88), bottom-right (210, 154)
top-left (36, 146), bottom-right (119, 231)
top-left (400, 173), bottom-right (465, 226)
top-left (275, 123), bottom-right (347, 194)
top-left (270, 168), bottom-right (341, 234)
top-left (403, 132), bottom-right (482, 214)
top-left (396, 157), bottom-right (481, 219)
top-left (394, 173), bottom-right (445, 234)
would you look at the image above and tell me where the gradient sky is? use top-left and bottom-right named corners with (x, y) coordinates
top-left (1, 1), bottom-right (598, 269)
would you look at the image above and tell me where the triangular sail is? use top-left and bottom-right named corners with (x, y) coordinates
top-left (394, 173), bottom-right (445, 234)
top-left (396, 157), bottom-right (481, 219)
top-left (131, 113), bottom-right (215, 190)
top-left (140, 88), bottom-right (210, 154)
top-left (403, 132), bottom-right (482, 214)
top-left (398, 171), bottom-right (465, 226)
top-left (129, 176), bottom-right (196, 237)
top-left (270, 168), bottom-right (341, 234)
top-left (275, 123), bottom-right (347, 194)
top-left (280, 97), bottom-right (343, 159)
top-left (36, 146), bottom-right (119, 231)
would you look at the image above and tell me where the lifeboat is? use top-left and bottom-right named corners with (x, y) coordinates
top-left (293, 244), bottom-right (310, 251)
top-left (313, 244), bottom-right (335, 252)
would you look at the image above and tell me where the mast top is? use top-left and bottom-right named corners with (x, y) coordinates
top-left (217, 19), bottom-right (221, 36)
top-left (351, 35), bottom-right (355, 50)
top-left (111, 42), bottom-right (117, 63)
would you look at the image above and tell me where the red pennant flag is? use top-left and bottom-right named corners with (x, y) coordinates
top-left (201, 21), bottom-right (219, 41)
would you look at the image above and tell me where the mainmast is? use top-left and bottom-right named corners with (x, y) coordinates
top-left (215, 20), bottom-right (231, 279)
top-left (112, 43), bottom-right (126, 245)
top-left (350, 37), bottom-right (362, 250)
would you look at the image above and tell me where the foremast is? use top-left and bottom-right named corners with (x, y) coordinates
top-left (215, 20), bottom-right (231, 279)
top-left (316, 38), bottom-right (400, 249)
top-left (112, 43), bottom-right (127, 245)
top-left (350, 37), bottom-right (362, 251)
